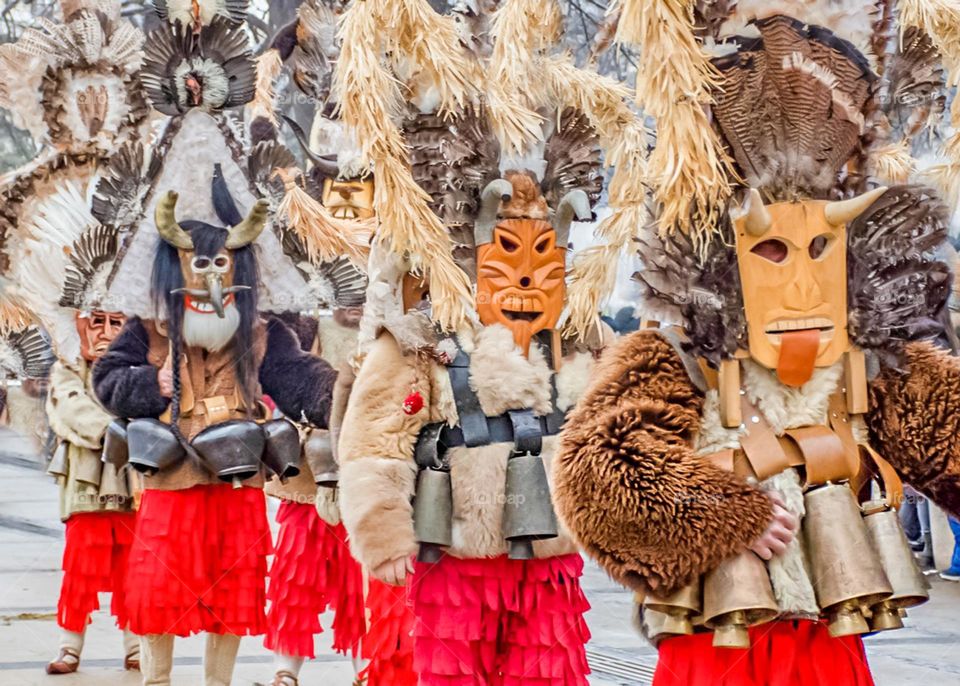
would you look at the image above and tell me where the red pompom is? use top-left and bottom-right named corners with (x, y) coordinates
top-left (402, 390), bottom-right (424, 415)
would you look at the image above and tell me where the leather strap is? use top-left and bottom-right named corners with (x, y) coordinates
top-left (784, 425), bottom-right (856, 486)
top-left (739, 396), bottom-right (791, 480)
top-left (853, 443), bottom-right (905, 510)
top-left (447, 348), bottom-right (490, 447)
top-left (826, 392), bottom-right (861, 475)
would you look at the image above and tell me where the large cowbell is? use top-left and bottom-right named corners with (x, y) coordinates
top-left (502, 410), bottom-right (558, 560)
top-left (126, 418), bottom-right (186, 475)
top-left (803, 483), bottom-right (893, 636)
top-left (191, 420), bottom-right (265, 485)
top-left (413, 466), bottom-right (453, 563)
top-left (702, 551), bottom-right (778, 648)
top-left (102, 419), bottom-right (130, 468)
top-left (863, 503), bottom-right (929, 630)
top-left (262, 418), bottom-right (301, 481)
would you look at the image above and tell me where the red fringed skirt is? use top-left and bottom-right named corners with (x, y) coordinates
top-left (264, 501), bottom-right (365, 659)
top-left (57, 511), bottom-right (136, 633)
top-left (411, 554), bottom-right (591, 686)
top-left (124, 485), bottom-right (272, 637)
top-left (654, 620), bottom-right (876, 686)
top-left (361, 578), bottom-right (417, 686)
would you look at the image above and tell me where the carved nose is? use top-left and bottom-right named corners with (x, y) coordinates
top-left (519, 276), bottom-right (531, 288)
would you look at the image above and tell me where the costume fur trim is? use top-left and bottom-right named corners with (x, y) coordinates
top-left (461, 324), bottom-right (553, 418)
top-left (317, 317), bottom-right (358, 371)
top-left (868, 341), bottom-right (960, 517)
top-left (552, 330), bottom-right (772, 595)
top-left (338, 456), bottom-right (418, 570)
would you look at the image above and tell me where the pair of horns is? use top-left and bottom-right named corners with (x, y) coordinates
top-left (155, 191), bottom-right (269, 250)
top-left (740, 186), bottom-right (889, 236)
top-left (474, 179), bottom-right (591, 245)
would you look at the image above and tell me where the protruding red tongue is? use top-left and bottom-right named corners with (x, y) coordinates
top-left (776, 329), bottom-right (820, 387)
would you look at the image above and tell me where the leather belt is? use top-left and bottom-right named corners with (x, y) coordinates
top-left (415, 412), bottom-right (564, 469)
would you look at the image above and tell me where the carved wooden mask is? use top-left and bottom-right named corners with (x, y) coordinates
top-left (321, 177), bottom-right (375, 220)
top-left (476, 218), bottom-right (566, 354)
top-left (732, 188), bottom-right (885, 386)
top-left (76, 310), bottom-right (126, 361)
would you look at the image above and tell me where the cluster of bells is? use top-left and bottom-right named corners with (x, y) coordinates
top-left (644, 483), bottom-right (930, 648)
top-left (98, 417), bottom-right (341, 488)
top-left (413, 450), bottom-right (558, 562)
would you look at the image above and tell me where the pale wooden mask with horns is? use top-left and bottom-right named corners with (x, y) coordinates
top-left (732, 187), bottom-right (887, 386)
top-left (154, 190), bottom-right (269, 319)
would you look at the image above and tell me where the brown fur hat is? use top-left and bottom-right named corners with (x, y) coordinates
top-left (501, 170), bottom-right (549, 220)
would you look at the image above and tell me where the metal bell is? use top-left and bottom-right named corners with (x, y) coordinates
top-left (503, 452), bottom-right (558, 560)
top-left (191, 420), bottom-right (265, 485)
top-left (803, 484), bottom-right (893, 637)
top-left (413, 467), bottom-right (453, 563)
top-left (644, 581), bottom-right (702, 637)
top-left (702, 551), bottom-right (779, 648)
top-left (304, 429), bottom-right (339, 486)
top-left (47, 442), bottom-right (69, 479)
top-left (127, 418), bottom-right (186, 476)
top-left (102, 419), bottom-right (129, 468)
top-left (262, 419), bottom-right (301, 481)
top-left (98, 462), bottom-right (130, 502)
top-left (863, 503), bottom-right (929, 631)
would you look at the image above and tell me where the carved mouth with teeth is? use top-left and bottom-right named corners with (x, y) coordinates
top-left (764, 317), bottom-right (835, 338)
top-left (330, 206), bottom-right (360, 220)
top-left (502, 309), bottom-right (542, 322)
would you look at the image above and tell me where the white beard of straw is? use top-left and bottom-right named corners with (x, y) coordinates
top-left (182, 301), bottom-right (240, 352)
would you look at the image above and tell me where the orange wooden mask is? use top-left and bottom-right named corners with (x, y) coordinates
top-left (732, 187), bottom-right (886, 386)
top-left (76, 310), bottom-right (126, 362)
top-left (476, 218), bottom-right (566, 354)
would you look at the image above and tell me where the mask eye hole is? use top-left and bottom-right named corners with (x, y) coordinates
top-left (808, 234), bottom-right (833, 260)
top-left (750, 239), bottom-right (788, 263)
top-left (499, 235), bottom-right (519, 253)
top-left (534, 236), bottom-right (552, 254)
top-left (213, 255), bottom-right (230, 269)
top-left (90, 314), bottom-right (105, 327)
top-left (192, 256), bottom-right (211, 271)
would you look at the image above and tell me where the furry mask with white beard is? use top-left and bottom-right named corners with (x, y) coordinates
top-left (182, 300), bottom-right (241, 352)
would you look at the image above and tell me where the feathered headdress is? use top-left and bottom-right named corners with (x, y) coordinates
top-left (141, 17), bottom-right (256, 115)
top-left (636, 6), bottom-right (952, 364)
top-left (0, 1), bottom-right (147, 150)
top-left (335, 0), bottom-right (646, 339)
top-left (0, 325), bottom-right (55, 381)
top-left (10, 179), bottom-right (120, 363)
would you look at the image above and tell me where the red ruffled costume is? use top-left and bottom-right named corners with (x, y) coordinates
top-left (654, 620), bottom-right (875, 686)
top-left (57, 511), bottom-right (136, 633)
top-left (264, 501), bottom-right (365, 658)
top-left (411, 554), bottom-right (591, 686)
top-left (124, 484), bottom-right (271, 636)
top-left (361, 578), bottom-right (418, 686)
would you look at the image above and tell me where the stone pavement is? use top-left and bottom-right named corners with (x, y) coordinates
top-left (1, 427), bottom-right (959, 685)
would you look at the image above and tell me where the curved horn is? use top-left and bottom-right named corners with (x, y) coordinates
top-left (743, 188), bottom-right (772, 236)
top-left (280, 114), bottom-right (340, 178)
top-left (155, 191), bottom-right (194, 250)
top-left (824, 186), bottom-right (888, 227)
top-left (553, 190), bottom-right (591, 246)
top-left (474, 179), bottom-right (513, 245)
top-left (225, 199), bottom-right (270, 249)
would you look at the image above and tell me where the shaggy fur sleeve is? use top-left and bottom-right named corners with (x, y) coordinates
top-left (553, 330), bottom-right (773, 595)
top-left (868, 341), bottom-right (960, 517)
top-left (46, 362), bottom-right (113, 450)
top-left (259, 317), bottom-right (338, 428)
top-left (337, 332), bottom-right (427, 571)
top-left (92, 318), bottom-right (169, 419)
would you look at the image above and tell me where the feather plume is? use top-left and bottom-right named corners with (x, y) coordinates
top-left (141, 18), bottom-right (255, 115)
top-left (280, 230), bottom-right (369, 309)
top-left (273, 168), bottom-right (373, 268)
top-left (335, 0), bottom-right (474, 330)
top-left (615, 0), bottom-right (734, 241)
top-left (153, 0), bottom-right (249, 27)
top-left (869, 141), bottom-right (917, 184)
top-left (712, 15), bottom-right (874, 199)
top-left (92, 141), bottom-right (152, 227)
top-left (0, 326), bottom-right (55, 380)
top-left (900, 0), bottom-right (960, 214)
top-left (250, 48), bottom-right (284, 124)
